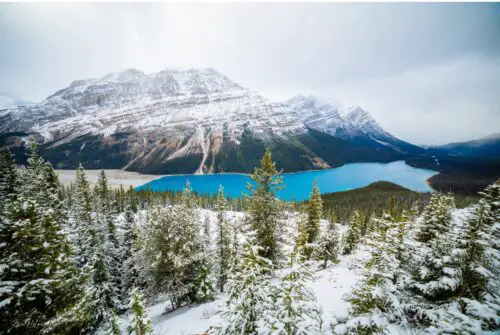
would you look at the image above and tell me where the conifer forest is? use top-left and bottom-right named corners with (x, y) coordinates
top-left (0, 139), bottom-right (498, 334)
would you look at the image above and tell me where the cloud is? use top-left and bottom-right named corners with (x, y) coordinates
top-left (0, 3), bottom-right (499, 145)
top-left (324, 55), bottom-right (500, 145)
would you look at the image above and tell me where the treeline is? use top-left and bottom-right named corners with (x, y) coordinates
top-left (316, 181), bottom-right (478, 223)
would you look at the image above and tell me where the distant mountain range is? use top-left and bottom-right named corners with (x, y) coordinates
top-left (428, 133), bottom-right (500, 158)
top-left (0, 67), bottom-right (498, 193)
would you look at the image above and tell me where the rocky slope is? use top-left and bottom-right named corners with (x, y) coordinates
top-left (0, 68), bottom-right (421, 174)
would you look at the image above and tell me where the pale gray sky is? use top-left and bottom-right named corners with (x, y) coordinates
top-left (0, 3), bottom-right (499, 145)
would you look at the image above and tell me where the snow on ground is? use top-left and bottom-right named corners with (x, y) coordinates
top-left (116, 247), bottom-right (369, 334)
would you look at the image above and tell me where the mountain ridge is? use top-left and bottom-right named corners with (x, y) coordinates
top-left (0, 67), bottom-right (428, 175)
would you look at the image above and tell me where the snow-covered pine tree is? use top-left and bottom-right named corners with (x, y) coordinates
top-left (0, 149), bottom-right (17, 201)
top-left (218, 243), bottom-right (275, 335)
top-left (441, 181), bottom-right (500, 332)
top-left (306, 181), bottom-right (322, 245)
top-left (215, 185), bottom-right (232, 293)
top-left (127, 288), bottom-right (154, 335)
top-left (95, 170), bottom-right (122, 310)
top-left (138, 195), bottom-right (202, 309)
top-left (297, 181), bottom-right (324, 260)
top-left (245, 148), bottom-right (284, 265)
top-left (121, 204), bottom-right (139, 305)
top-left (0, 139), bottom-right (93, 333)
top-left (91, 242), bottom-right (118, 325)
top-left (314, 219), bottom-right (341, 269)
top-left (416, 193), bottom-right (454, 244)
top-left (333, 213), bottom-right (408, 334)
top-left (195, 214), bottom-right (215, 303)
top-left (410, 193), bottom-right (461, 302)
top-left (108, 309), bottom-right (122, 335)
top-left (269, 250), bottom-right (323, 333)
top-left (460, 181), bottom-right (500, 299)
top-left (72, 164), bottom-right (96, 266)
top-left (343, 210), bottom-right (362, 255)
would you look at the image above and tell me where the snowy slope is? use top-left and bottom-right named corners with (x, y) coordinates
top-left (285, 95), bottom-right (422, 154)
top-left (115, 247), bottom-right (369, 334)
top-left (111, 207), bottom-right (477, 335)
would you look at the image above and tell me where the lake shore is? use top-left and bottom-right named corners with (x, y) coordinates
top-left (55, 169), bottom-right (163, 190)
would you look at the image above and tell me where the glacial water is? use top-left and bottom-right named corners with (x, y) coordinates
top-left (135, 160), bottom-right (437, 201)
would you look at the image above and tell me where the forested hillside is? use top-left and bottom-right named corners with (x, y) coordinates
top-left (0, 140), bottom-right (498, 334)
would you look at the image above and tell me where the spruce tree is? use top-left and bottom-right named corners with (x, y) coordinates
top-left (410, 193), bottom-right (460, 301)
top-left (138, 189), bottom-right (202, 309)
top-left (306, 181), bottom-right (322, 244)
top-left (460, 181), bottom-right (499, 299)
top-left (270, 251), bottom-right (323, 333)
top-left (108, 309), bottom-right (122, 335)
top-left (127, 288), bottom-right (154, 335)
top-left (72, 164), bottom-right (96, 266)
top-left (218, 243), bottom-right (275, 335)
top-left (334, 214), bottom-right (408, 334)
top-left (215, 185), bottom-right (231, 292)
top-left (343, 210), bottom-right (362, 255)
top-left (0, 139), bottom-right (93, 333)
top-left (245, 149), bottom-right (284, 264)
top-left (196, 214), bottom-right (215, 303)
top-left (314, 219), bottom-right (340, 269)
top-left (95, 170), bottom-right (122, 310)
top-left (121, 205), bottom-right (139, 304)
top-left (0, 149), bottom-right (17, 201)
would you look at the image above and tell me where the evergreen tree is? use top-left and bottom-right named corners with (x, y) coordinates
top-left (410, 193), bottom-right (460, 302)
top-left (460, 181), bottom-right (499, 299)
top-left (0, 149), bottom-right (17, 201)
top-left (0, 139), bottom-right (93, 333)
top-left (245, 149), bottom-right (284, 264)
top-left (91, 243), bottom-right (117, 324)
top-left (127, 288), bottom-right (154, 335)
top-left (218, 243), bottom-right (274, 335)
top-left (215, 185), bottom-right (232, 293)
top-left (437, 181), bottom-right (500, 332)
top-left (72, 164), bottom-right (96, 266)
top-left (138, 198), bottom-right (202, 309)
top-left (306, 181), bottom-right (322, 245)
top-left (314, 219), bottom-right (340, 269)
top-left (343, 210), bottom-right (362, 255)
top-left (196, 214), bottom-right (215, 303)
top-left (95, 170), bottom-right (122, 310)
top-left (334, 214), bottom-right (408, 334)
top-left (109, 309), bottom-right (122, 335)
top-left (270, 251), bottom-right (323, 333)
top-left (121, 205), bottom-right (139, 304)
top-left (416, 193), bottom-right (455, 244)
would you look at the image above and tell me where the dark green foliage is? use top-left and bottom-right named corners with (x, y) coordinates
top-left (459, 181), bottom-right (500, 300)
top-left (0, 139), bottom-right (93, 334)
top-left (246, 149), bottom-right (284, 264)
top-left (343, 211), bottom-right (363, 255)
top-left (406, 155), bottom-right (500, 195)
top-left (319, 181), bottom-right (477, 223)
top-left (0, 150), bottom-right (17, 200)
top-left (127, 288), bottom-right (153, 335)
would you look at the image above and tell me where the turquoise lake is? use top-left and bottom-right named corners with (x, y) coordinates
top-left (136, 160), bottom-right (438, 201)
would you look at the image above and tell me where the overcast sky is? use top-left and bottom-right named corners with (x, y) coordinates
top-left (1, 3), bottom-right (499, 145)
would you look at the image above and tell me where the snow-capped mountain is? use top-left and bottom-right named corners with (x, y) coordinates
top-left (0, 68), bottom-right (421, 174)
top-left (285, 95), bottom-right (422, 154)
